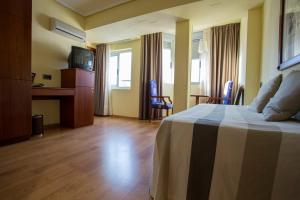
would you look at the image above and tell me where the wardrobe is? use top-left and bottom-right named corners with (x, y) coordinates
top-left (0, 1), bottom-right (32, 144)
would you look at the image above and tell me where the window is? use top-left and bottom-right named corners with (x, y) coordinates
top-left (109, 49), bottom-right (132, 88)
top-left (163, 40), bottom-right (174, 84)
top-left (191, 59), bottom-right (201, 83)
top-left (191, 31), bottom-right (202, 84)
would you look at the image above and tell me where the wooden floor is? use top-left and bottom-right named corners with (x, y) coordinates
top-left (0, 117), bottom-right (159, 200)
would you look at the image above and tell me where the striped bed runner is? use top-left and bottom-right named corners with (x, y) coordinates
top-left (150, 104), bottom-right (300, 200)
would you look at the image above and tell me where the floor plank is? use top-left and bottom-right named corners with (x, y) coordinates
top-left (0, 117), bottom-right (159, 200)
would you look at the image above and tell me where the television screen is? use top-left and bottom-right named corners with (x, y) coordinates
top-left (68, 46), bottom-right (94, 71)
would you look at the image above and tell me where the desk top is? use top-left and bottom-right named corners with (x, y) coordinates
top-left (32, 87), bottom-right (75, 98)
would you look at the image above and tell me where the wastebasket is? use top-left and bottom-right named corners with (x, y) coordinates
top-left (32, 115), bottom-right (44, 136)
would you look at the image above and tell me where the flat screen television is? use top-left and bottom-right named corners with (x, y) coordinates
top-left (68, 46), bottom-right (94, 71)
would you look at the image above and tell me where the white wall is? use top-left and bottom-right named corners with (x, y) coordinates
top-left (109, 40), bottom-right (141, 118)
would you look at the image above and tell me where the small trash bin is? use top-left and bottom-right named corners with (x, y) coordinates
top-left (32, 115), bottom-right (44, 136)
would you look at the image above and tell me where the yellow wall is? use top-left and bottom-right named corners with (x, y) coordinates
top-left (261, 0), bottom-right (300, 83)
top-left (109, 40), bottom-right (141, 118)
top-left (85, 0), bottom-right (200, 30)
top-left (32, 0), bottom-right (85, 125)
top-left (173, 20), bottom-right (192, 113)
top-left (244, 6), bottom-right (263, 104)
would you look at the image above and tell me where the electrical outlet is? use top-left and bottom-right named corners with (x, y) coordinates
top-left (43, 74), bottom-right (52, 80)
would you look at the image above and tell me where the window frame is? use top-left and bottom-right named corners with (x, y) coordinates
top-left (190, 32), bottom-right (203, 85)
top-left (110, 48), bottom-right (133, 89)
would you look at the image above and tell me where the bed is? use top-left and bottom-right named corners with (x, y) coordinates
top-left (150, 104), bottom-right (300, 200)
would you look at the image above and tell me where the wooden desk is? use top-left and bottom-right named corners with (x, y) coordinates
top-left (32, 69), bottom-right (94, 128)
top-left (32, 87), bottom-right (75, 100)
top-left (190, 94), bottom-right (209, 104)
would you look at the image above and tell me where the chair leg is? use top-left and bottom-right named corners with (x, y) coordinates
top-left (166, 109), bottom-right (169, 116)
top-left (153, 108), bottom-right (155, 120)
top-left (172, 108), bottom-right (174, 114)
top-left (149, 108), bottom-right (152, 122)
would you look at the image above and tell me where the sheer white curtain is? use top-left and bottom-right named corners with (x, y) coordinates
top-left (198, 28), bottom-right (211, 96)
top-left (103, 45), bottom-right (112, 115)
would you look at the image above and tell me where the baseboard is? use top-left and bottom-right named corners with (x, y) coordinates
top-left (0, 135), bottom-right (30, 146)
top-left (110, 115), bottom-right (139, 120)
top-left (44, 123), bottom-right (61, 129)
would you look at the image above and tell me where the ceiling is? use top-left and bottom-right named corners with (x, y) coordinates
top-left (56, 0), bottom-right (132, 16)
top-left (86, 0), bottom-right (264, 44)
top-left (87, 12), bottom-right (182, 44)
top-left (161, 0), bottom-right (264, 30)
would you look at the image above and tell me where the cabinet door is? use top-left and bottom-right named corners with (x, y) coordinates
top-left (76, 69), bottom-right (95, 87)
top-left (75, 87), bottom-right (94, 127)
top-left (0, 79), bottom-right (31, 143)
top-left (76, 87), bottom-right (86, 127)
top-left (84, 87), bottom-right (94, 125)
top-left (0, 0), bottom-right (32, 20)
top-left (0, 13), bottom-right (31, 81)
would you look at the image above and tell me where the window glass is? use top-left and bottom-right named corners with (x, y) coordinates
top-left (163, 48), bottom-right (173, 84)
top-left (109, 50), bottom-right (132, 88)
top-left (191, 59), bottom-right (201, 83)
top-left (109, 55), bottom-right (118, 86)
top-left (191, 31), bottom-right (203, 84)
top-left (119, 51), bottom-right (132, 88)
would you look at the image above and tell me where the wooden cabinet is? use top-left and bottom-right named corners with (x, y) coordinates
top-left (0, 0), bottom-right (32, 145)
top-left (61, 69), bottom-right (95, 128)
top-left (0, 13), bottom-right (31, 80)
top-left (0, 80), bottom-right (32, 142)
top-left (61, 68), bottom-right (95, 88)
top-left (76, 87), bottom-right (94, 127)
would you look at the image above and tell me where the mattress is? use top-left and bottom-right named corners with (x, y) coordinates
top-left (150, 104), bottom-right (300, 200)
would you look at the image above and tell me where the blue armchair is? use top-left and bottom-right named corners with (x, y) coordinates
top-left (221, 80), bottom-right (234, 104)
top-left (149, 80), bottom-right (173, 120)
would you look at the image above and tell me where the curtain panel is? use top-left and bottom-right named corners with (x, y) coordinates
top-left (210, 23), bottom-right (240, 101)
top-left (139, 32), bottom-right (163, 120)
top-left (94, 44), bottom-right (112, 116)
top-left (198, 28), bottom-right (212, 97)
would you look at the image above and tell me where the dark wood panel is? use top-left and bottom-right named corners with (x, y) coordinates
top-left (85, 87), bottom-right (94, 126)
top-left (61, 69), bottom-right (76, 88)
top-left (32, 87), bottom-right (75, 98)
top-left (75, 87), bottom-right (94, 128)
top-left (0, 79), bottom-right (32, 144)
top-left (76, 87), bottom-right (86, 127)
top-left (60, 96), bottom-right (75, 128)
top-left (76, 70), bottom-right (95, 88)
top-left (0, 0), bottom-right (32, 20)
top-left (61, 69), bottom-right (95, 88)
top-left (0, 0), bottom-right (32, 145)
top-left (0, 13), bottom-right (31, 81)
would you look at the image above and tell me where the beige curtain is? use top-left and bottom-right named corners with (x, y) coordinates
top-left (139, 32), bottom-right (163, 120)
top-left (94, 44), bottom-right (111, 116)
top-left (198, 28), bottom-right (212, 97)
top-left (210, 23), bottom-right (240, 101)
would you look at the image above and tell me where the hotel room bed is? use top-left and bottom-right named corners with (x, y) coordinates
top-left (150, 104), bottom-right (300, 200)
